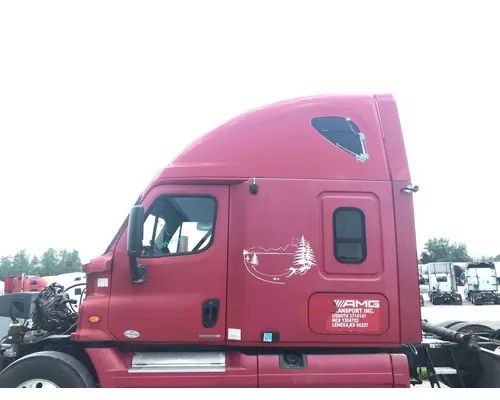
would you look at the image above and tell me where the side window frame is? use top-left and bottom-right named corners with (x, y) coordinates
top-left (138, 194), bottom-right (218, 259)
top-left (333, 207), bottom-right (367, 264)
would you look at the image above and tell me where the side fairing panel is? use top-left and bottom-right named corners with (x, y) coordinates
top-left (226, 178), bottom-right (401, 346)
top-left (374, 94), bottom-right (411, 182)
top-left (392, 181), bottom-right (421, 343)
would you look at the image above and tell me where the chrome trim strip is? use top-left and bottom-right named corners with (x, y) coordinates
top-left (128, 352), bottom-right (226, 374)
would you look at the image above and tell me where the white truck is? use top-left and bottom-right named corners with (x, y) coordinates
top-left (495, 262), bottom-right (500, 288)
top-left (464, 261), bottom-right (500, 305)
top-left (45, 272), bottom-right (86, 311)
top-left (426, 262), bottom-right (463, 305)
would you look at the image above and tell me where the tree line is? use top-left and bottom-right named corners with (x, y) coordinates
top-left (419, 237), bottom-right (500, 264)
top-left (0, 249), bottom-right (83, 281)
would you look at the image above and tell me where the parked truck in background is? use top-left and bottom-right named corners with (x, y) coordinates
top-left (0, 275), bottom-right (49, 345)
top-left (1, 94), bottom-right (500, 388)
top-left (3, 275), bottom-right (47, 294)
top-left (464, 262), bottom-right (500, 305)
top-left (0, 273), bottom-right (86, 340)
top-left (495, 262), bottom-right (500, 287)
top-left (44, 273), bottom-right (86, 312)
top-left (426, 262), bottom-right (462, 305)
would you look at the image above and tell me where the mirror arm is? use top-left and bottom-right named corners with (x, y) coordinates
top-left (129, 254), bottom-right (148, 285)
top-left (9, 302), bottom-right (19, 324)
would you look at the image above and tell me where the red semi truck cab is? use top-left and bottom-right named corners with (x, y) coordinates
top-left (3, 275), bottom-right (47, 294)
top-left (0, 94), bottom-right (421, 388)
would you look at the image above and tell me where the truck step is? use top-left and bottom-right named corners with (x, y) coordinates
top-left (434, 367), bottom-right (457, 375)
top-left (128, 352), bottom-right (226, 374)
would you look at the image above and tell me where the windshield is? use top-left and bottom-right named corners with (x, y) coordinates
top-left (430, 264), bottom-right (450, 274)
top-left (467, 262), bottom-right (495, 269)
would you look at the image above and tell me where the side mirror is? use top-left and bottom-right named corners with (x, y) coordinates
top-left (127, 205), bottom-right (147, 284)
top-left (127, 205), bottom-right (144, 256)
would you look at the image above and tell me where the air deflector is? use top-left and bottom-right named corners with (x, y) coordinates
top-left (311, 117), bottom-right (369, 162)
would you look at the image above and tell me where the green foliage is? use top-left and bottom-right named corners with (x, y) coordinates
top-left (480, 254), bottom-right (500, 262)
top-left (0, 249), bottom-right (82, 280)
top-left (419, 237), bottom-right (472, 263)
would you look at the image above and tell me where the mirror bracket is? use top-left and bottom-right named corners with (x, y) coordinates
top-left (130, 258), bottom-right (148, 284)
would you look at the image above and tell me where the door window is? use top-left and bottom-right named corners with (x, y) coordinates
top-left (140, 195), bottom-right (217, 257)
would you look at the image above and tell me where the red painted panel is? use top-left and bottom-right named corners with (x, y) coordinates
top-left (86, 349), bottom-right (257, 388)
top-left (226, 179), bottom-right (401, 346)
top-left (258, 353), bottom-right (395, 388)
top-left (107, 184), bottom-right (229, 344)
top-left (320, 188), bottom-right (386, 277)
top-left (3, 275), bottom-right (47, 294)
top-left (309, 293), bottom-right (389, 335)
top-left (79, 93), bottom-right (421, 351)
top-left (391, 353), bottom-right (411, 388)
top-left (143, 94), bottom-right (390, 189)
top-left (392, 182), bottom-right (422, 344)
top-left (75, 253), bottom-right (115, 342)
top-left (374, 94), bottom-right (411, 182)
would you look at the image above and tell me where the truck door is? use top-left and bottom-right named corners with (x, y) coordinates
top-left (107, 184), bottom-right (229, 343)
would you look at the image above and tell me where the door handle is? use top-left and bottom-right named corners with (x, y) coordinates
top-left (202, 299), bottom-right (220, 328)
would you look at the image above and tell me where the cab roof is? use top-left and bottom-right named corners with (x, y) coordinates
top-left (147, 93), bottom-right (410, 190)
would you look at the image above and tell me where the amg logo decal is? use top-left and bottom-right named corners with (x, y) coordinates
top-left (334, 300), bottom-right (380, 308)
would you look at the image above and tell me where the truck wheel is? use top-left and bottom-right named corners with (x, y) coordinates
top-left (0, 351), bottom-right (95, 388)
top-left (449, 322), bottom-right (494, 335)
top-left (438, 320), bottom-right (464, 329)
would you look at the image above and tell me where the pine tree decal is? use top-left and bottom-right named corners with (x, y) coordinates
top-left (251, 252), bottom-right (259, 267)
top-left (286, 235), bottom-right (316, 277)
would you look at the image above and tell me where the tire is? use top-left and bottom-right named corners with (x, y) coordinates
top-left (0, 351), bottom-right (96, 388)
top-left (438, 320), bottom-right (464, 329)
top-left (431, 296), bottom-right (441, 305)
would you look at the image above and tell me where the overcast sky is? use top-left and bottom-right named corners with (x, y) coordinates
top-left (1, 1), bottom-right (499, 264)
